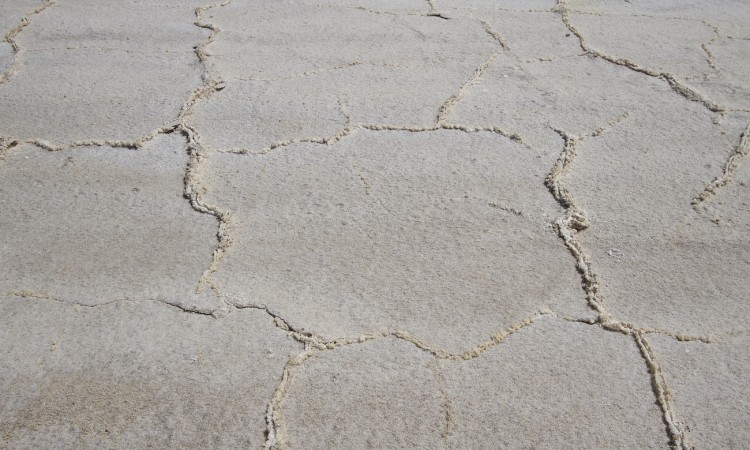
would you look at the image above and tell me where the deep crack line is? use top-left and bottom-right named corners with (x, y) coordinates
top-left (692, 120), bottom-right (750, 209)
top-left (545, 128), bottom-right (606, 320)
top-left (556, 1), bottom-right (726, 114)
top-left (436, 50), bottom-right (501, 125)
top-left (219, 122), bottom-right (529, 156)
top-left (261, 312), bottom-right (550, 450)
top-left (433, 19), bottom-right (509, 126)
top-left (544, 113), bottom-right (630, 325)
top-left (0, 0), bottom-right (55, 84)
top-left (177, 0), bottom-right (234, 295)
top-left (544, 114), bottom-right (704, 449)
top-left (264, 346), bottom-right (317, 450)
top-left (634, 332), bottom-right (691, 450)
top-left (5, 290), bottom-right (219, 316)
top-left (182, 127), bottom-right (233, 296)
top-left (23, 125), bottom-right (179, 151)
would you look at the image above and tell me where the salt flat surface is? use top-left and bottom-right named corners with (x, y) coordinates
top-left (1, 1), bottom-right (748, 448)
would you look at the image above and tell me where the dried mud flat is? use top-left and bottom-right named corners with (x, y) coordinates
top-left (1, 0), bottom-right (749, 448)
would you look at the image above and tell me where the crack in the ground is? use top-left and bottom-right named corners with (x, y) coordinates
top-left (259, 304), bottom-right (709, 449)
top-left (429, 359), bottom-right (454, 450)
top-left (177, 0), bottom-right (234, 296)
top-left (5, 290), bottom-right (218, 316)
top-left (261, 310), bottom-right (564, 449)
top-left (436, 50), bottom-right (501, 125)
top-left (2, 2), bottom-right (747, 448)
top-left (263, 345), bottom-right (316, 450)
top-left (478, 19), bottom-right (510, 51)
top-left (692, 120), bottom-right (750, 209)
top-left (3, 278), bottom-right (723, 450)
top-left (217, 122), bottom-right (528, 156)
top-left (23, 125), bottom-right (179, 151)
top-left (556, 1), bottom-right (727, 115)
top-left (542, 111), bottom-right (709, 449)
top-left (0, 0), bottom-right (56, 84)
top-left (544, 115), bottom-right (634, 329)
top-left (635, 332), bottom-right (691, 449)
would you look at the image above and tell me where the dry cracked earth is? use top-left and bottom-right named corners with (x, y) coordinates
top-left (1, 0), bottom-right (749, 448)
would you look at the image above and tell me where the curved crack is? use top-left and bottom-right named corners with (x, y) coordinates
top-left (635, 332), bottom-right (691, 450)
top-left (263, 345), bottom-right (317, 450)
top-left (542, 111), bottom-right (709, 448)
top-left (692, 120), bottom-right (750, 209)
top-left (556, 1), bottom-right (726, 114)
top-left (0, 0), bottom-right (55, 84)
top-left (175, 0), bottom-right (234, 295)
top-left (217, 121), bottom-right (529, 156)
top-left (5, 281), bottom-right (719, 450)
top-left (23, 125), bottom-right (179, 151)
top-left (436, 50), bottom-right (501, 125)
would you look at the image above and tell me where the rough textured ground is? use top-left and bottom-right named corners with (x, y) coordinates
top-left (1, 1), bottom-right (748, 449)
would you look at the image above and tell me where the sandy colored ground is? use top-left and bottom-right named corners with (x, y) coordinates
top-left (1, 0), bottom-right (749, 448)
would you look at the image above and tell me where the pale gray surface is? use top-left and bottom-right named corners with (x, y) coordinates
top-left (1, 0), bottom-right (749, 448)
top-left (0, 297), bottom-right (301, 448)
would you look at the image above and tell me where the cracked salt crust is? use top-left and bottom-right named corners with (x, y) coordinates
top-left (449, 53), bottom-right (667, 152)
top-left (1, 0), bottom-right (750, 448)
top-left (189, 2), bottom-right (498, 143)
top-left (203, 129), bottom-right (593, 353)
top-left (0, 134), bottom-right (221, 313)
top-left (566, 10), bottom-right (750, 111)
top-left (569, 13), bottom-right (716, 80)
top-left (567, 107), bottom-right (750, 336)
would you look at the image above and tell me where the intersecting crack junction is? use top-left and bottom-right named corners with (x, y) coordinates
top-left (1, 0), bottom-right (749, 449)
